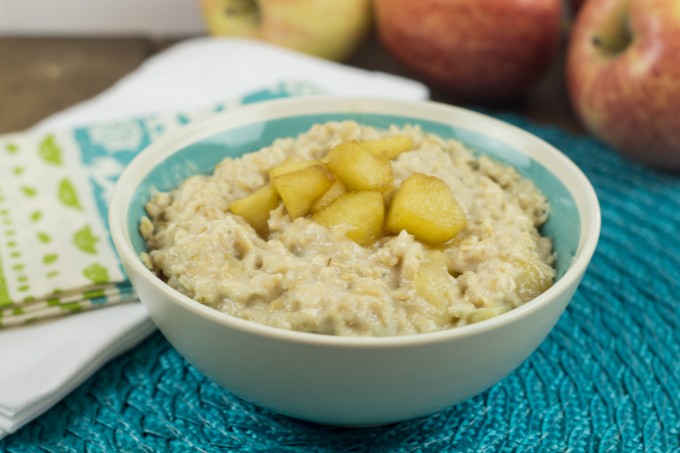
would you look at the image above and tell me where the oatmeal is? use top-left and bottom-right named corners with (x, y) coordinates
top-left (141, 121), bottom-right (554, 336)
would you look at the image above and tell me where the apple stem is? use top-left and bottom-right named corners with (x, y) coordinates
top-left (591, 31), bottom-right (631, 55)
top-left (590, 12), bottom-right (632, 56)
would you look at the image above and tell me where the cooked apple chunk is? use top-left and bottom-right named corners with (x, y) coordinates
top-left (229, 184), bottom-right (280, 233)
top-left (385, 173), bottom-right (466, 244)
top-left (313, 191), bottom-right (385, 246)
top-left (514, 259), bottom-right (553, 303)
top-left (326, 141), bottom-right (393, 192)
top-left (414, 252), bottom-right (451, 310)
top-left (269, 158), bottom-right (322, 179)
top-left (272, 165), bottom-right (335, 219)
top-left (310, 179), bottom-right (347, 214)
top-left (468, 307), bottom-right (507, 324)
top-left (360, 136), bottom-right (414, 160)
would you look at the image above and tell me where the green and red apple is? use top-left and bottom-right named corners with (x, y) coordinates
top-left (201, 0), bottom-right (372, 62)
top-left (373, 0), bottom-right (562, 102)
top-left (566, 0), bottom-right (680, 169)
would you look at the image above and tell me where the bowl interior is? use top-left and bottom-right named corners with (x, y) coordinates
top-left (127, 113), bottom-right (580, 280)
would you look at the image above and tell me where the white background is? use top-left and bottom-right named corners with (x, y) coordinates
top-left (0, 0), bottom-right (206, 36)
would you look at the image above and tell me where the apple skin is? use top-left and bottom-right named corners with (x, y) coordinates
top-left (569, 0), bottom-right (586, 15)
top-left (201, 0), bottom-right (372, 62)
top-left (373, 0), bottom-right (562, 102)
top-left (566, 0), bottom-right (680, 169)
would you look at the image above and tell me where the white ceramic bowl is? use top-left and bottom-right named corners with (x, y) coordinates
top-left (109, 96), bottom-right (600, 426)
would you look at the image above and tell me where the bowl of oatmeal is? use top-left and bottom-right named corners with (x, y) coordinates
top-left (109, 96), bottom-right (600, 426)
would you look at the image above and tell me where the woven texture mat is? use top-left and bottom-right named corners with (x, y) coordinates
top-left (2, 114), bottom-right (679, 452)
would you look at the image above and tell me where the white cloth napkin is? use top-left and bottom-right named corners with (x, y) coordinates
top-left (34, 37), bottom-right (428, 131)
top-left (0, 37), bottom-right (428, 438)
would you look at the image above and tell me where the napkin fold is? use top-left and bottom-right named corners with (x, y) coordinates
top-left (0, 37), bottom-right (428, 438)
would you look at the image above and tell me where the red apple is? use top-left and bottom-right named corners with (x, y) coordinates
top-left (566, 0), bottom-right (680, 169)
top-left (569, 0), bottom-right (587, 15)
top-left (373, 0), bottom-right (562, 102)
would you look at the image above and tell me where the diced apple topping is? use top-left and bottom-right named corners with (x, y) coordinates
top-left (229, 184), bottom-right (280, 234)
top-left (269, 158), bottom-right (322, 179)
top-left (310, 179), bottom-right (347, 214)
top-left (326, 141), bottom-right (393, 192)
top-left (313, 191), bottom-right (385, 246)
top-left (414, 252), bottom-right (451, 309)
top-left (272, 165), bottom-right (335, 219)
top-left (360, 135), bottom-right (414, 160)
top-left (385, 173), bottom-right (466, 245)
top-left (514, 259), bottom-right (553, 303)
top-left (228, 139), bottom-right (466, 248)
top-left (468, 307), bottom-right (506, 324)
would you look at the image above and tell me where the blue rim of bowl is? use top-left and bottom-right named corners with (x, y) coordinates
top-left (110, 96), bottom-right (601, 348)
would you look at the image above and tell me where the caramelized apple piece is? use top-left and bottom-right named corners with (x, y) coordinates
top-left (272, 165), bottom-right (335, 219)
top-left (229, 184), bottom-right (280, 234)
top-left (313, 191), bottom-right (384, 246)
top-left (385, 173), bottom-right (466, 244)
top-left (514, 259), bottom-right (553, 303)
top-left (414, 251), bottom-right (452, 309)
top-left (326, 141), bottom-right (393, 192)
top-left (310, 179), bottom-right (347, 214)
top-left (468, 307), bottom-right (506, 324)
top-left (360, 136), bottom-right (414, 159)
top-left (269, 159), bottom-right (322, 179)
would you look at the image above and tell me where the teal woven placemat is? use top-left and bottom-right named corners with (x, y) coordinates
top-left (2, 113), bottom-right (679, 452)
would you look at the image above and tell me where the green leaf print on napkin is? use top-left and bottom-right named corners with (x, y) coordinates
top-left (58, 178), bottom-right (84, 211)
top-left (37, 232), bottom-right (51, 243)
top-left (20, 186), bottom-right (37, 198)
top-left (83, 263), bottom-right (109, 284)
top-left (38, 135), bottom-right (63, 165)
top-left (73, 225), bottom-right (99, 254)
top-left (43, 254), bottom-right (58, 265)
top-left (0, 263), bottom-right (12, 307)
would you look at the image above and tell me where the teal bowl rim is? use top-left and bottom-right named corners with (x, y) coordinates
top-left (109, 96), bottom-right (601, 348)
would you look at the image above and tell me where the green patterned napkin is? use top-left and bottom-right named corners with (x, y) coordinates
top-left (0, 81), bottom-right (320, 326)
